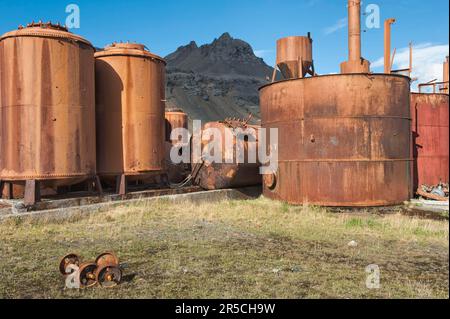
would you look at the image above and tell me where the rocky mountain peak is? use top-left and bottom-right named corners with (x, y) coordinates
top-left (165, 32), bottom-right (272, 78)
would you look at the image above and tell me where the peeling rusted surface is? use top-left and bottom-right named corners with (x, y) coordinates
top-left (411, 93), bottom-right (449, 190)
top-left (260, 74), bottom-right (412, 207)
top-left (192, 120), bottom-right (262, 190)
top-left (0, 24), bottom-right (96, 188)
top-left (95, 43), bottom-right (166, 178)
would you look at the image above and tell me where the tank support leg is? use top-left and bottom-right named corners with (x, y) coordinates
top-left (116, 174), bottom-right (127, 195)
top-left (94, 176), bottom-right (103, 195)
top-left (1, 182), bottom-right (14, 200)
top-left (24, 180), bottom-right (41, 206)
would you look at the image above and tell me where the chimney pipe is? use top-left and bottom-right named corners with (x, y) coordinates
top-left (444, 56), bottom-right (449, 94)
top-left (340, 0), bottom-right (370, 73)
top-left (384, 18), bottom-right (396, 74)
top-left (348, 0), bottom-right (362, 62)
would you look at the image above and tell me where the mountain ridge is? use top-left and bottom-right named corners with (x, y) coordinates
top-left (165, 33), bottom-right (274, 123)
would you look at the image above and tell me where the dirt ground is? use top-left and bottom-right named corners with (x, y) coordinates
top-left (0, 197), bottom-right (448, 299)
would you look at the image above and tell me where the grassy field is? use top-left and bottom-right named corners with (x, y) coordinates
top-left (0, 197), bottom-right (448, 299)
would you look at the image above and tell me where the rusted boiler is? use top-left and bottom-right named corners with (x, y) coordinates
top-left (165, 108), bottom-right (189, 184)
top-left (260, 0), bottom-right (412, 206)
top-left (95, 43), bottom-right (166, 194)
top-left (411, 93), bottom-right (449, 190)
top-left (0, 22), bottom-right (97, 205)
top-left (192, 119), bottom-right (262, 190)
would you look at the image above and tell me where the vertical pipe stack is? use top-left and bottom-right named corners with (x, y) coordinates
top-left (384, 18), bottom-right (396, 74)
top-left (340, 0), bottom-right (370, 73)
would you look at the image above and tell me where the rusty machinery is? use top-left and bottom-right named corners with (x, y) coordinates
top-left (0, 22), bottom-right (100, 206)
top-left (259, 0), bottom-right (412, 206)
top-left (95, 43), bottom-right (167, 195)
top-left (59, 252), bottom-right (122, 288)
top-left (165, 108), bottom-right (190, 184)
top-left (192, 117), bottom-right (262, 190)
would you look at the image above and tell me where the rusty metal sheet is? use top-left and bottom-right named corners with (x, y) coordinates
top-left (0, 23), bottom-right (96, 188)
top-left (95, 43), bottom-right (166, 178)
top-left (260, 74), bottom-right (412, 207)
top-left (411, 93), bottom-right (449, 190)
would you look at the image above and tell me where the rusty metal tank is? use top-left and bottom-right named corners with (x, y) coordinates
top-left (95, 43), bottom-right (166, 185)
top-left (192, 119), bottom-right (262, 190)
top-left (276, 36), bottom-right (314, 79)
top-left (411, 93), bottom-right (449, 190)
top-left (0, 22), bottom-right (96, 191)
top-left (260, 74), bottom-right (412, 207)
top-left (165, 108), bottom-right (189, 184)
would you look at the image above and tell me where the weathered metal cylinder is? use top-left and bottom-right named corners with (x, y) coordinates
top-left (411, 93), bottom-right (449, 190)
top-left (95, 43), bottom-right (166, 179)
top-left (192, 121), bottom-right (262, 190)
top-left (260, 74), bottom-right (412, 207)
top-left (165, 108), bottom-right (188, 142)
top-left (165, 108), bottom-right (189, 184)
top-left (276, 36), bottom-right (313, 79)
top-left (0, 23), bottom-right (96, 188)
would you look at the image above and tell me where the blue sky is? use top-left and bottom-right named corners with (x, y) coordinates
top-left (1, 0), bottom-right (448, 83)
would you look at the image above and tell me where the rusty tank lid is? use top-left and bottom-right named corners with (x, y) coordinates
top-left (259, 72), bottom-right (411, 91)
top-left (0, 21), bottom-right (93, 47)
top-left (95, 42), bottom-right (166, 64)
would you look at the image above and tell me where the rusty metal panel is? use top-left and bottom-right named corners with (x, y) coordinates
top-left (0, 23), bottom-right (96, 187)
top-left (411, 93), bottom-right (449, 190)
top-left (95, 43), bottom-right (166, 178)
top-left (260, 74), bottom-right (412, 207)
top-left (192, 120), bottom-right (262, 190)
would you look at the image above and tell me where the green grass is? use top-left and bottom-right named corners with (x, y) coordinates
top-left (0, 197), bottom-right (448, 299)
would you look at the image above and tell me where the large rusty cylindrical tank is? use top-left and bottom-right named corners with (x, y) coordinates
top-left (411, 93), bottom-right (449, 190)
top-left (0, 22), bottom-right (96, 189)
top-left (276, 36), bottom-right (313, 79)
top-left (260, 74), bottom-right (412, 207)
top-left (95, 43), bottom-right (166, 183)
top-left (192, 120), bottom-right (262, 190)
top-left (165, 108), bottom-right (189, 184)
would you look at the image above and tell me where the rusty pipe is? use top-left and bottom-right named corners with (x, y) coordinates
top-left (444, 56), bottom-right (449, 94)
top-left (348, 0), bottom-right (362, 61)
top-left (384, 18), bottom-right (396, 74)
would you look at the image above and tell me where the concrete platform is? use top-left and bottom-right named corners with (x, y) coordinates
top-left (0, 186), bottom-right (262, 221)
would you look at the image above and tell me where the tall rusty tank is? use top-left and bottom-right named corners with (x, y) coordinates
top-left (192, 119), bottom-right (262, 190)
top-left (95, 42), bottom-right (166, 192)
top-left (165, 108), bottom-right (189, 184)
top-left (411, 93), bottom-right (449, 190)
top-left (0, 22), bottom-right (96, 199)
